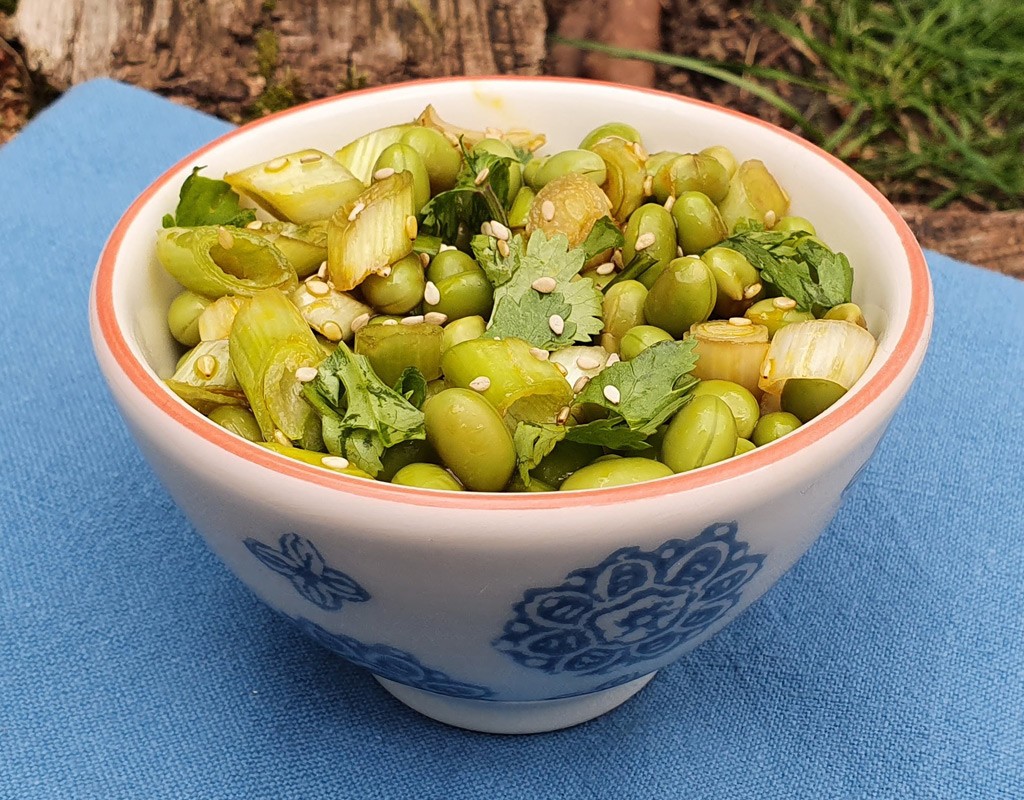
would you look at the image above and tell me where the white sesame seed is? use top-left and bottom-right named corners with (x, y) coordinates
top-left (348, 202), bottom-right (365, 222)
top-left (576, 355), bottom-right (601, 370)
top-left (418, 252), bottom-right (430, 267)
top-left (469, 376), bottom-right (492, 392)
top-left (773, 297), bottom-right (797, 310)
top-left (603, 384), bottom-right (621, 404)
top-left (382, 319), bottom-right (399, 326)
top-left (764, 210), bottom-right (778, 227)
top-left (424, 281), bottom-right (441, 306)
top-left (439, 243), bottom-right (457, 252)
top-left (532, 276), bottom-right (557, 294)
top-left (273, 429), bottom-right (291, 446)
top-left (402, 315), bottom-right (425, 326)
top-left (266, 156), bottom-right (288, 172)
top-left (595, 262), bottom-right (615, 275)
top-left (321, 455), bottom-right (350, 470)
top-left (677, 246), bottom-right (685, 257)
top-left (743, 282), bottom-right (763, 299)
top-left (490, 220), bottom-right (511, 241)
top-left (556, 406), bottom-right (571, 424)
top-left (497, 239), bottom-right (510, 258)
top-left (605, 352), bottom-right (621, 366)
top-left (480, 221), bottom-right (494, 237)
top-left (548, 314), bottom-right (565, 336)
top-left (299, 153), bottom-right (322, 164)
top-left (612, 249), bottom-right (624, 267)
top-left (424, 311), bottom-right (448, 326)
top-left (554, 362), bottom-right (568, 376)
top-left (634, 232), bottom-right (656, 251)
top-left (195, 355), bottom-right (217, 379)
top-left (572, 375), bottom-right (590, 393)
top-left (474, 167), bottom-right (490, 186)
top-left (643, 174), bottom-right (654, 196)
top-left (629, 141), bottom-right (645, 159)
top-left (529, 347), bottom-right (549, 361)
top-left (664, 195), bottom-right (676, 212)
top-left (373, 167), bottom-right (396, 181)
top-left (295, 366), bottom-right (319, 382)
top-left (306, 279), bottom-right (330, 297)
top-left (541, 200), bottom-right (556, 221)
top-left (321, 321), bottom-right (343, 341)
top-left (217, 227), bottom-right (234, 250)
top-left (405, 215), bottom-right (418, 239)
top-left (351, 313), bottom-right (371, 333)
top-left (379, 266), bottom-right (392, 278)
top-left (484, 126), bottom-right (502, 139)
top-left (246, 219), bottom-right (264, 230)
top-left (729, 317), bottom-right (753, 327)
top-left (317, 260), bottom-right (328, 279)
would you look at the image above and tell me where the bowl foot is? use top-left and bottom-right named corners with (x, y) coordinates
top-left (373, 672), bottom-right (657, 734)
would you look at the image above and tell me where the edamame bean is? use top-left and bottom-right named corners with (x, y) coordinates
top-left (780, 378), bottom-right (847, 423)
top-left (602, 280), bottom-right (648, 349)
top-left (377, 439), bottom-right (439, 482)
top-left (643, 257), bottom-right (717, 337)
top-left (744, 298), bottom-right (815, 337)
top-left (672, 191), bottom-right (728, 255)
top-left (751, 411), bottom-right (801, 446)
top-left (168, 290), bottom-right (211, 347)
top-left (622, 203), bottom-right (677, 276)
top-left (559, 457), bottom-right (673, 491)
top-left (692, 379), bottom-right (760, 439)
top-left (619, 325), bottom-right (673, 360)
top-left (718, 160), bottom-right (790, 232)
top-left (423, 388), bottom-right (515, 491)
top-left (508, 186), bottom-right (535, 228)
top-left (646, 150), bottom-right (682, 179)
top-left (441, 315), bottom-right (486, 352)
top-left (425, 250), bottom-right (493, 321)
top-left (391, 463), bottom-right (464, 491)
top-left (360, 252), bottom-right (425, 314)
top-left (373, 143), bottom-right (431, 213)
top-left (698, 145), bottom-right (738, 179)
top-left (701, 246), bottom-right (761, 317)
top-left (823, 302), bottom-right (867, 328)
top-left (652, 154), bottom-right (729, 204)
top-left (579, 122), bottom-right (643, 150)
top-left (661, 395), bottom-right (738, 473)
top-left (734, 438), bottom-right (756, 456)
top-left (531, 149), bottom-right (608, 189)
top-left (532, 440), bottom-right (603, 488)
top-left (399, 126), bottom-right (462, 193)
top-left (773, 215), bottom-right (816, 234)
top-left (208, 405), bottom-right (262, 442)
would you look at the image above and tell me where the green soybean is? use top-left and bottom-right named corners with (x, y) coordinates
top-left (751, 411), bottom-right (802, 446)
top-left (426, 250), bottom-right (493, 321)
top-left (579, 122), bottom-right (642, 150)
top-left (208, 405), bottom-right (262, 442)
top-left (399, 126), bottom-right (462, 194)
top-left (531, 440), bottom-right (603, 488)
top-left (734, 437), bottom-right (756, 456)
top-left (391, 463), bottom-right (464, 491)
top-left (377, 439), bottom-right (439, 482)
top-left (823, 303), bottom-right (868, 328)
top-left (423, 388), bottom-right (515, 491)
top-left (622, 203), bottom-right (677, 276)
top-left (652, 153), bottom-right (730, 205)
top-left (532, 149), bottom-right (608, 189)
top-left (661, 395), bottom-right (738, 473)
top-left (672, 191), bottom-right (728, 255)
top-left (744, 298), bottom-right (815, 337)
top-left (360, 252), bottom-right (425, 315)
top-left (643, 257), bottom-right (717, 337)
top-left (441, 315), bottom-right (486, 352)
top-left (559, 457), bottom-right (673, 491)
top-left (168, 290), bottom-right (211, 347)
top-left (692, 379), bottom-right (760, 440)
top-left (602, 280), bottom-right (648, 348)
top-left (780, 378), bottom-right (847, 423)
top-left (508, 186), bottom-right (536, 228)
top-left (699, 145), bottom-right (738, 179)
top-left (773, 215), bottom-right (816, 235)
top-left (373, 143), bottom-right (431, 213)
top-left (619, 325), bottom-right (673, 360)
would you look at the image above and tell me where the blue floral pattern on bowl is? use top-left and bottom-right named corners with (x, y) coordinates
top-left (245, 533), bottom-right (370, 611)
top-left (495, 521), bottom-right (764, 676)
top-left (294, 617), bottom-right (495, 699)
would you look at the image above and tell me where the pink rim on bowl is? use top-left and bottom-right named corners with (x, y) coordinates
top-left (93, 76), bottom-right (932, 511)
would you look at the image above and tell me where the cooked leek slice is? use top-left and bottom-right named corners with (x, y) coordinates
top-left (156, 226), bottom-right (296, 299)
top-left (291, 282), bottom-right (372, 343)
top-left (354, 322), bottom-right (443, 387)
top-left (759, 319), bottom-right (876, 397)
top-left (334, 125), bottom-right (411, 184)
top-left (197, 295), bottom-right (244, 341)
top-left (229, 288), bottom-right (324, 447)
top-left (548, 345), bottom-right (611, 391)
top-left (717, 160), bottom-right (790, 232)
top-left (249, 220), bottom-right (327, 277)
top-left (326, 172), bottom-right (416, 291)
top-left (415, 105), bottom-right (546, 153)
top-left (166, 339), bottom-right (246, 413)
top-left (690, 319), bottom-right (770, 397)
top-left (224, 150), bottom-right (364, 224)
top-left (259, 442), bottom-right (373, 479)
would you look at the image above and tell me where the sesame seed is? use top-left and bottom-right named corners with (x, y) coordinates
top-left (402, 315), bottom-right (425, 326)
top-left (484, 126), bottom-right (502, 139)
top-left (474, 167), bottom-right (490, 186)
top-left (418, 252), bottom-right (430, 267)
top-left (439, 243), bottom-right (457, 252)
top-left (572, 375), bottom-right (590, 393)
top-left (266, 157), bottom-right (288, 172)
top-left (405, 215), bottom-right (418, 239)
top-left (490, 220), bottom-right (511, 241)
top-left (554, 362), bottom-right (568, 376)
top-left (497, 239), bottom-right (510, 258)
top-left (382, 319), bottom-right (399, 326)
top-left (321, 455), bottom-right (350, 470)
top-left (548, 314), bottom-right (565, 336)
top-left (351, 313), bottom-right (371, 332)
top-left (273, 429), bottom-right (291, 447)
top-left (321, 321), bottom-right (343, 341)
top-left (576, 355), bottom-right (601, 370)
top-left (532, 276), bottom-right (557, 294)
top-left (348, 202), bottom-right (365, 222)
top-left (541, 200), bottom-right (556, 221)
top-left (664, 195), bottom-right (676, 212)
top-left (424, 281), bottom-right (441, 306)
top-left (379, 266), bottom-right (392, 278)
top-left (630, 141), bottom-right (645, 159)
top-left (424, 311), bottom-right (448, 326)
top-left (634, 232), bottom-right (656, 251)
top-left (612, 249), bottom-right (624, 267)
top-left (317, 261), bottom-right (328, 279)
top-left (529, 347), bottom-right (549, 361)
top-left (595, 262), bottom-right (615, 275)
top-left (643, 175), bottom-right (653, 196)
top-left (729, 317), bottom-right (753, 327)
top-left (246, 219), bottom-right (264, 230)
top-left (373, 167), bottom-right (396, 181)
top-left (299, 153), bottom-right (322, 164)
top-left (605, 352), bottom-right (621, 366)
top-left (469, 376), bottom-right (491, 392)
top-left (603, 385), bottom-right (621, 404)
top-left (480, 221), bottom-right (493, 237)
top-left (556, 406), bottom-right (571, 425)
top-left (743, 282), bottom-right (762, 299)
top-left (677, 246), bottom-right (685, 257)
top-left (306, 279), bottom-right (330, 297)
top-left (764, 210), bottom-right (777, 227)
top-left (195, 355), bottom-right (217, 379)
top-left (217, 227), bottom-right (234, 249)
top-left (773, 297), bottom-right (797, 310)
top-left (295, 366), bottom-right (319, 382)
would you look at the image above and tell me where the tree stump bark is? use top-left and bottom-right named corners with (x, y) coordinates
top-left (10, 0), bottom-right (548, 120)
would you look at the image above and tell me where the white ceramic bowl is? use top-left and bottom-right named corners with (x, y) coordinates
top-left (89, 77), bottom-right (933, 734)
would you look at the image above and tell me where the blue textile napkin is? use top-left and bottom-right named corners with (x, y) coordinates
top-left (0, 80), bottom-right (1021, 800)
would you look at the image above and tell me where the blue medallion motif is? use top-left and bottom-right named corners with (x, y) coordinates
top-left (294, 617), bottom-right (495, 699)
top-left (494, 521), bottom-right (764, 676)
top-left (245, 533), bottom-right (370, 611)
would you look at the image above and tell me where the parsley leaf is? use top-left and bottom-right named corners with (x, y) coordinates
top-left (161, 166), bottom-right (256, 228)
top-left (513, 421), bottom-right (566, 484)
top-left (580, 216), bottom-right (624, 263)
top-left (717, 226), bottom-right (853, 311)
top-left (302, 342), bottom-right (425, 476)
top-left (477, 230), bottom-right (603, 350)
top-left (420, 144), bottom-right (513, 242)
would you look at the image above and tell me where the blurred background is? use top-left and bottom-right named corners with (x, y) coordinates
top-left (2, 0), bottom-right (1021, 274)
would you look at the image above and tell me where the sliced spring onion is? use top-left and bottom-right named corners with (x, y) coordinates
top-left (689, 319), bottom-right (770, 397)
top-left (166, 339), bottom-right (246, 413)
top-left (353, 322), bottom-right (444, 387)
top-left (415, 105), bottom-right (546, 153)
top-left (290, 283), bottom-right (371, 343)
top-left (197, 295), bottom-right (244, 341)
top-left (333, 125), bottom-right (411, 184)
top-left (250, 220), bottom-right (327, 278)
top-left (759, 319), bottom-right (877, 398)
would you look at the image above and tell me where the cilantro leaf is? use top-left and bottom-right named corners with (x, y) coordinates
top-left (393, 366), bottom-right (428, 409)
top-left (420, 145), bottom-right (513, 241)
top-left (471, 232), bottom-right (520, 288)
top-left (162, 166), bottom-right (256, 228)
top-left (564, 419), bottom-right (650, 450)
top-left (302, 342), bottom-right (425, 476)
top-left (575, 339), bottom-right (700, 434)
top-left (480, 230), bottom-right (603, 350)
top-left (580, 216), bottom-right (624, 263)
top-left (513, 421), bottom-right (566, 484)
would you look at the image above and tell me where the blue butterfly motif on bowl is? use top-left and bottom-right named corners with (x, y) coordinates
top-left (494, 521), bottom-right (764, 676)
top-left (245, 533), bottom-right (370, 611)
top-left (294, 617), bottom-right (495, 699)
